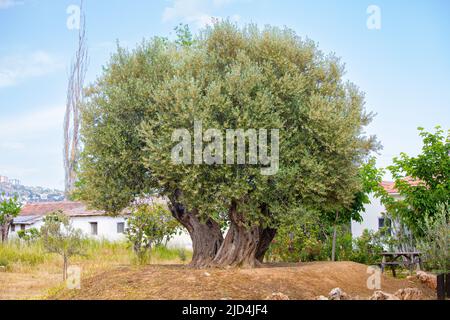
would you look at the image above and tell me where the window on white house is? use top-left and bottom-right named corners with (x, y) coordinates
top-left (378, 217), bottom-right (385, 229)
top-left (90, 222), bottom-right (98, 235)
top-left (11, 224), bottom-right (15, 232)
top-left (117, 222), bottom-right (125, 234)
top-left (378, 217), bottom-right (391, 235)
top-left (20, 224), bottom-right (26, 231)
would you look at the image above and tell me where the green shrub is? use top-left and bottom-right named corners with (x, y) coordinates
top-left (350, 229), bottom-right (385, 265)
top-left (417, 203), bottom-right (449, 273)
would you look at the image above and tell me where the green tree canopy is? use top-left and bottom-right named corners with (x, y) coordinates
top-left (78, 22), bottom-right (377, 267)
top-left (387, 126), bottom-right (450, 234)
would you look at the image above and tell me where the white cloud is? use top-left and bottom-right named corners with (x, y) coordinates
top-left (162, 0), bottom-right (241, 28)
top-left (0, 51), bottom-right (63, 88)
top-left (0, 0), bottom-right (23, 9)
top-left (0, 141), bottom-right (25, 151)
top-left (0, 105), bottom-right (65, 138)
top-left (0, 106), bottom-right (65, 188)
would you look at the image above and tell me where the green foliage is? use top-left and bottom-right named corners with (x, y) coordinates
top-left (174, 23), bottom-right (194, 47)
top-left (387, 126), bottom-right (450, 234)
top-left (350, 229), bottom-right (385, 265)
top-left (324, 158), bottom-right (384, 226)
top-left (40, 211), bottom-right (86, 260)
top-left (17, 228), bottom-right (40, 243)
top-left (126, 203), bottom-right (179, 263)
top-left (266, 208), bottom-right (326, 262)
top-left (417, 203), bottom-right (449, 273)
top-left (0, 194), bottom-right (22, 242)
top-left (0, 240), bottom-right (47, 268)
top-left (0, 194), bottom-right (22, 224)
top-left (177, 248), bottom-right (187, 262)
top-left (267, 220), bottom-right (387, 265)
top-left (79, 22), bottom-right (377, 235)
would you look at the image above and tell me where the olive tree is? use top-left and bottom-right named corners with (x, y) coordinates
top-left (78, 22), bottom-right (377, 267)
top-left (40, 211), bottom-right (85, 280)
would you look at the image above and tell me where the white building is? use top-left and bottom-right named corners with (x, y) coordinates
top-left (10, 202), bottom-right (128, 241)
top-left (351, 181), bottom-right (399, 238)
top-left (9, 201), bottom-right (192, 248)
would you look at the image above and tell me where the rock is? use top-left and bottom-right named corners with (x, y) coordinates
top-left (369, 291), bottom-right (400, 300)
top-left (265, 292), bottom-right (289, 300)
top-left (204, 272), bottom-right (211, 277)
top-left (316, 295), bottom-right (329, 300)
top-left (416, 271), bottom-right (437, 289)
top-left (406, 275), bottom-right (415, 281)
top-left (328, 287), bottom-right (349, 300)
top-left (394, 288), bottom-right (423, 300)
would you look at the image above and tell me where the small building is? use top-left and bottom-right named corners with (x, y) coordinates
top-left (10, 201), bottom-right (129, 242)
top-left (351, 181), bottom-right (400, 238)
top-left (9, 201), bottom-right (193, 249)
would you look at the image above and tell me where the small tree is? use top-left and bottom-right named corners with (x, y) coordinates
top-left (387, 126), bottom-right (449, 235)
top-left (40, 211), bottom-right (85, 280)
top-left (0, 194), bottom-right (22, 243)
top-left (126, 203), bottom-right (179, 263)
top-left (326, 158), bottom-right (384, 261)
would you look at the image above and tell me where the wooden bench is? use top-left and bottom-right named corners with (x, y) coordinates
top-left (380, 252), bottom-right (422, 277)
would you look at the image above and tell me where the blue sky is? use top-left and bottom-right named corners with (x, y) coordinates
top-left (0, 0), bottom-right (449, 189)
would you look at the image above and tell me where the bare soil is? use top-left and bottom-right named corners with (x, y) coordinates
top-left (52, 261), bottom-right (435, 300)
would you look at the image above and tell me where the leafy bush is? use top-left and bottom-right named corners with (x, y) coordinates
top-left (350, 229), bottom-right (385, 265)
top-left (17, 228), bottom-right (40, 243)
top-left (265, 210), bottom-right (326, 262)
top-left (417, 203), bottom-right (449, 273)
top-left (126, 203), bottom-right (179, 264)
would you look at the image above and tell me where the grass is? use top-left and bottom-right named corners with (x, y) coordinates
top-left (0, 240), bottom-right (49, 271)
top-left (0, 239), bottom-right (192, 299)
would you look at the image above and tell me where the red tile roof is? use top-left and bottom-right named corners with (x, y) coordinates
top-left (380, 181), bottom-right (398, 194)
top-left (380, 178), bottom-right (424, 194)
top-left (20, 201), bottom-right (109, 217)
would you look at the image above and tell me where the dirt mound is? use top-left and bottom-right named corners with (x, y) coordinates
top-left (54, 261), bottom-right (435, 300)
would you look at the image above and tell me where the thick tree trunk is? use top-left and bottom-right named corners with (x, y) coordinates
top-left (169, 192), bottom-right (223, 268)
top-left (211, 202), bottom-right (274, 268)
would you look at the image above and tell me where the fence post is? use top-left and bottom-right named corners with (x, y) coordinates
top-left (446, 273), bottom-right (450, 299)
top-left (436, 273), bottom-right (445, 300)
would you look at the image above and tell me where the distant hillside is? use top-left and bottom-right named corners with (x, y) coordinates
top-left (0, 181), bottom-right (64, 203)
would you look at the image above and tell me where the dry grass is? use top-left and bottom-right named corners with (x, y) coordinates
top-left (0, 240), bottom-right (190, 300)
top-left (52, 261), bottom-right (436, 300)
top-left (0, 241), bottom-right (434, 300)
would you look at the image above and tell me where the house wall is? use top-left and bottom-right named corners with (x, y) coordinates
top-left (351, 193), bottom-right (402, 238)
top-left (351, 194), bottom-right (385, 238)
top-left (9, 215), bottom-right (193, 249)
